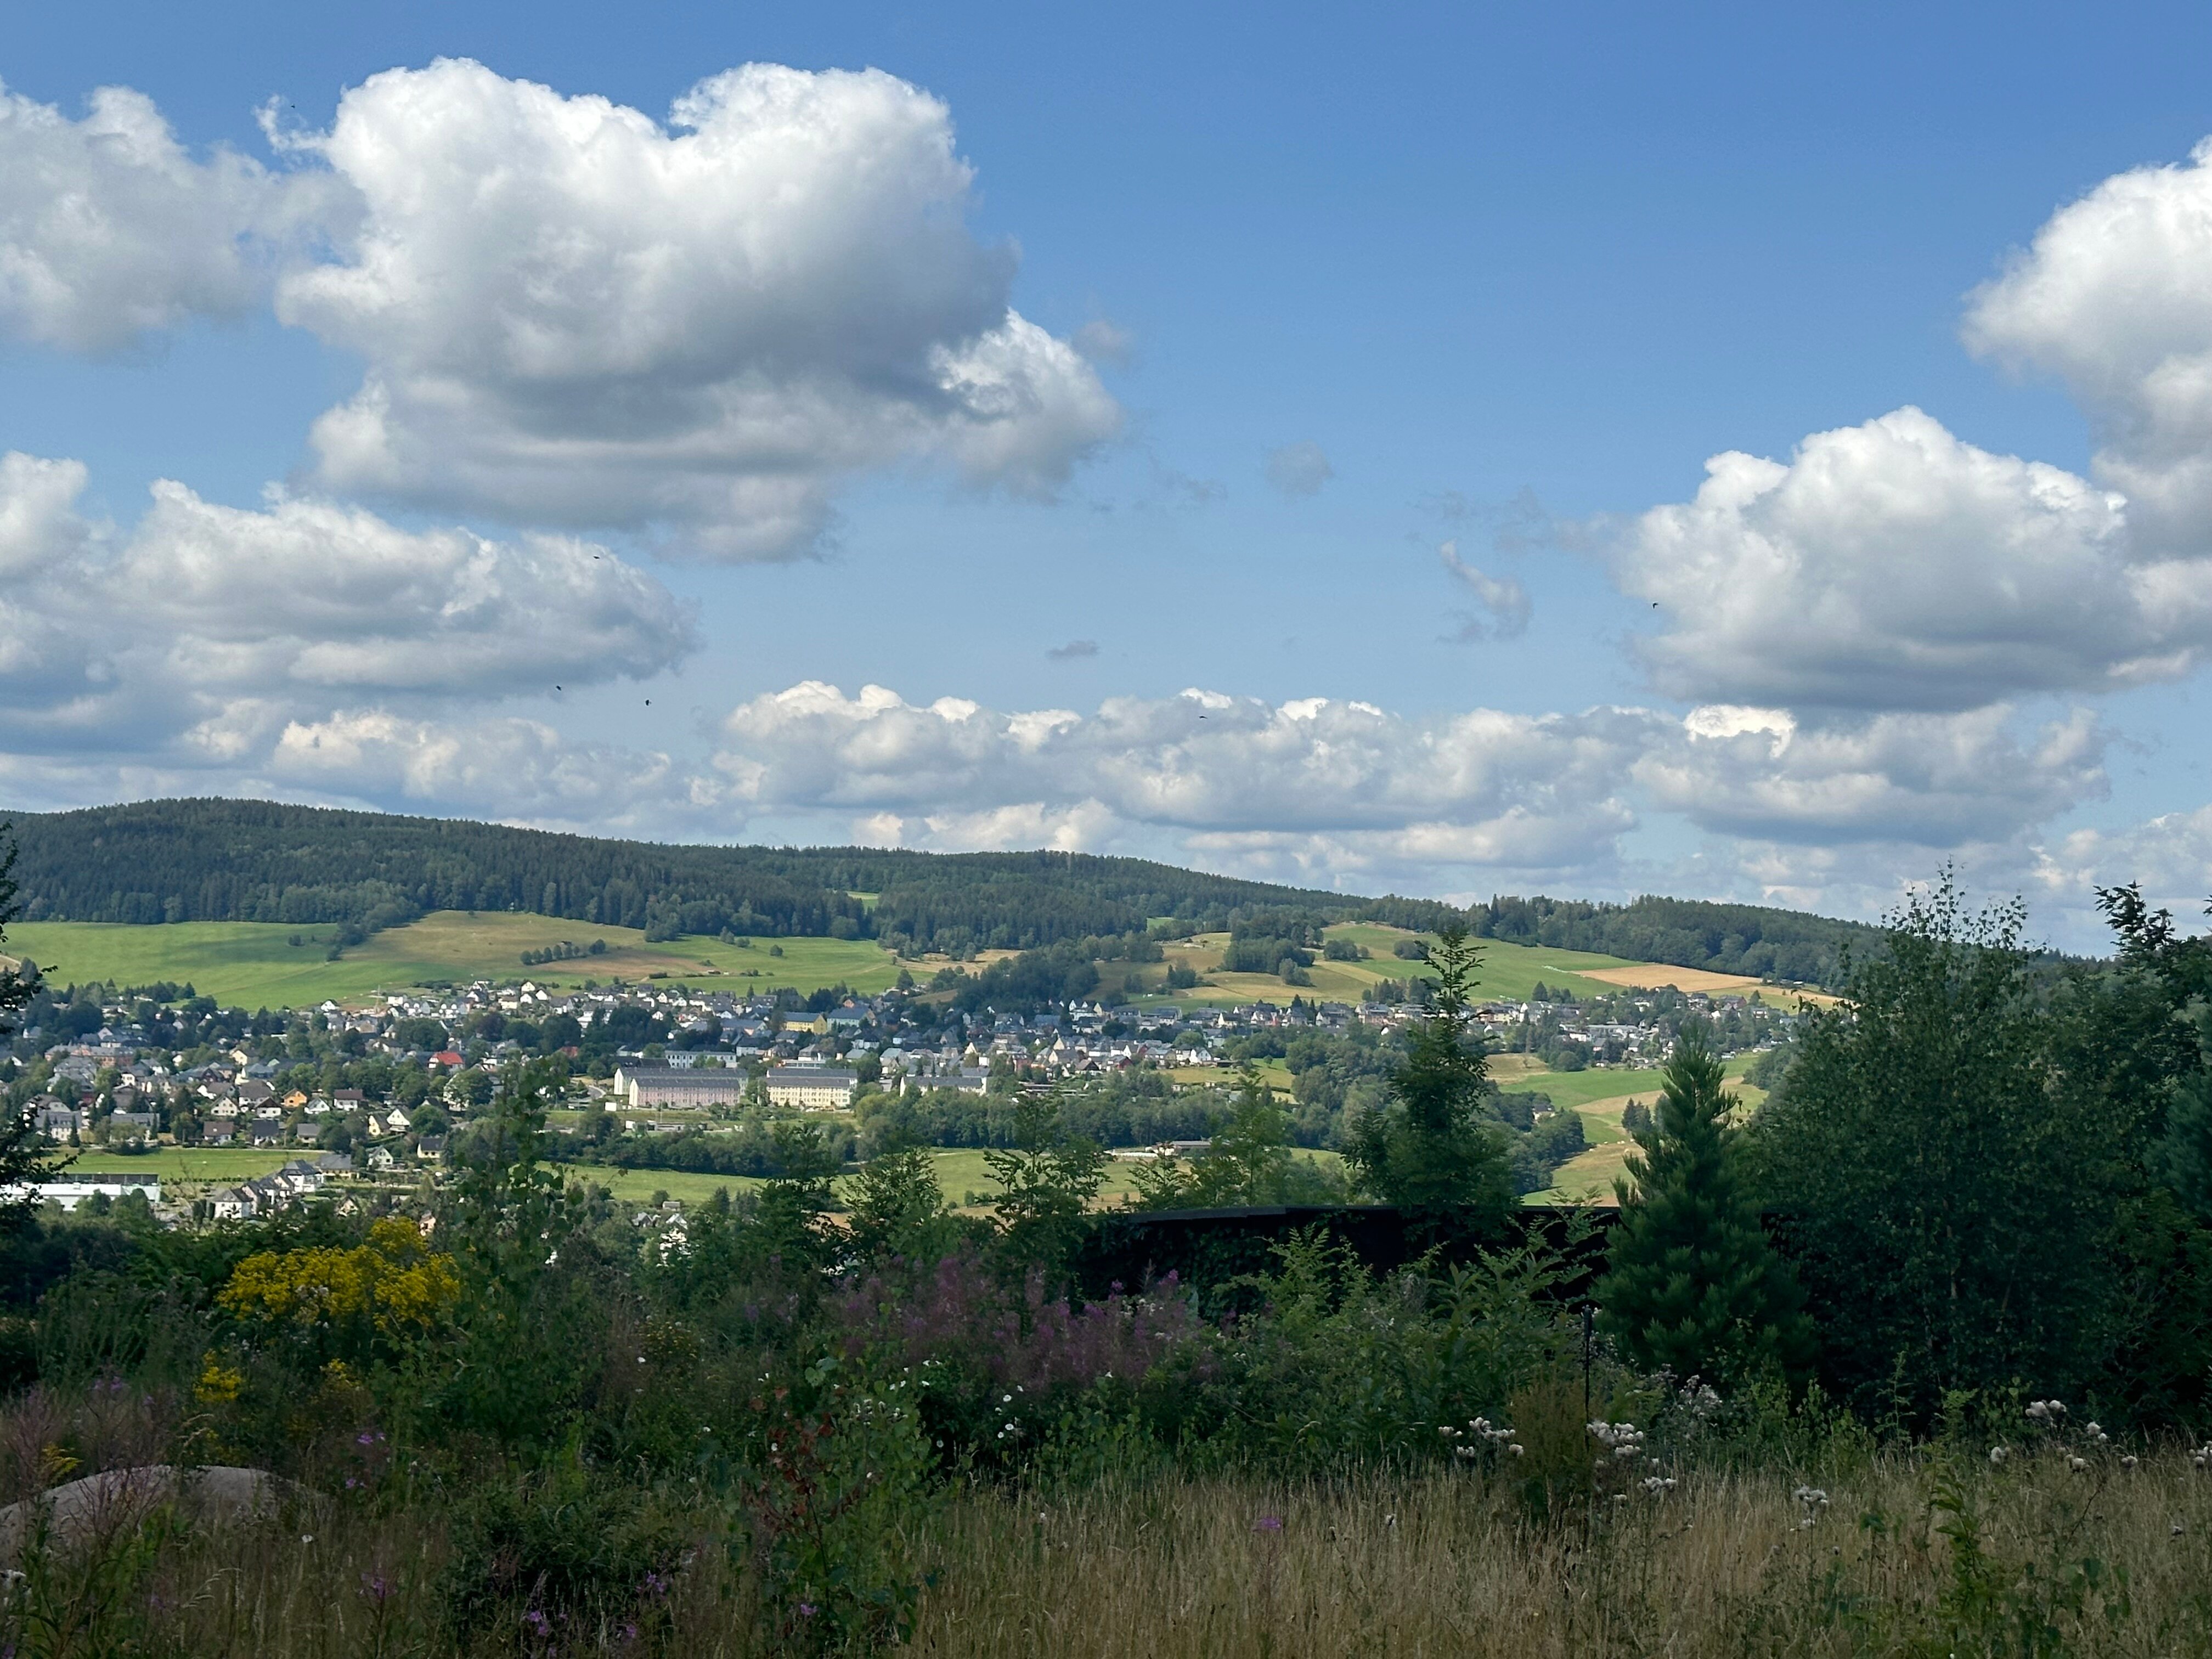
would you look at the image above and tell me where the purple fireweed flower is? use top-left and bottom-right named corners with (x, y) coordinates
top-left (798, 1602), bottom-right (817, 1618)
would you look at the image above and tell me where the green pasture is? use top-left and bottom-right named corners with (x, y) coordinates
top-left (1162, 1059), bottom-right (1291, 1094)
top-left (562, 1145), bottom-right (1344, 1213)
top-left (1498, 1064), bottom-right (1669, 1111)
top-left (1141, 926), bottom-right (1660, 1009)
top-left (1526, 1053), bottom-right (1764, 1204)
top-left (10, 912), bottom-right (904, 1008)
top-left (60, 1148), bottom-right (301, 1185)
top-left (14, 907), bottom-right (1725, 1016)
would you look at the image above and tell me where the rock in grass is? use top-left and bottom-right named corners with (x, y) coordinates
top-left (0, 1465), bottom-right (315, 1562)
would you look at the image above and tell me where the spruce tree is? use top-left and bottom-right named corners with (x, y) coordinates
top-left (1344, 925), bottom-right (1515, 1233)
top-left (1598, 1028), bottom-right (1814, 1385)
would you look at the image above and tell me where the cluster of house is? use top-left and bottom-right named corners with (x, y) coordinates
top-left (24, 1047), bottom-right (431, 1150)
top-left (18, 973), bottom-right (1781, 1148)
top-left (4, 962), bottom-right (1792, 1231)
top-left (203, 1156), bottom-right (351, 1220)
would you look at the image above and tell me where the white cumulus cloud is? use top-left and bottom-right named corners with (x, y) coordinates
top-left (267, 709), bottom-right (715, 830)
top-left (2031, 806), bottom-right (2212, 933)
top-left (1616, 407), bottom-right (2212, 712)
top-left (713, 680), bottom-right (1651, 848)
top-left (1967, 138), bottom-right (2212, 555)
top-left (275, 59), bottom-right (1119, 556)
top-left (1641, 703), bottom-right (2107, 845)
top-left (0, 452), bottom-right (694, 759)
top-left (0, 81), bottom-right (338, 353)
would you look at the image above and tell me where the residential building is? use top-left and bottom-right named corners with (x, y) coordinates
top-left (614, 1067), bottom-right (750, 1110)
top-left (765, 1065), bottom-right (860, 1111)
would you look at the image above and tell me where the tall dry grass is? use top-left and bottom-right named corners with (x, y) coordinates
top-left (905, 1455), bottom-right (2212, 1657)
top-left (10, 1446), bottom-right (2212, 1656)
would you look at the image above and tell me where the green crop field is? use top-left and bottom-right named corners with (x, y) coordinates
top-left (9, 912), bottom-right (905, 1007)
top-left (1137, 925), bottom-right (1700, 1008)
top-left (1499, 1064), bottom-right (1670, 1111)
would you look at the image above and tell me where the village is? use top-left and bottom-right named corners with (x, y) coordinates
top-left (2, 968), bottom-right (1791, 1225)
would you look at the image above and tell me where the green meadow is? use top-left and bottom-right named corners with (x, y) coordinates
top-left (61, 1148), bottom-right (302, 1184)
top-left (1525, 1052), bottom-right (1765, 1204)
top-left (9, 911), bottom-right (905, 1006)
top-left (1137, 924), bottom-right (1733, 1008)
top-left (7, 909), bottom-right (1775, 1017)
top-left (560, 1146), bottom-right (1347, 1212)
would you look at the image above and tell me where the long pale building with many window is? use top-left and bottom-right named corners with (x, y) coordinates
top-left (765, 1066), bottom-right (860, 1111)
top-left (613, 1066), bottom-right (749, 1110)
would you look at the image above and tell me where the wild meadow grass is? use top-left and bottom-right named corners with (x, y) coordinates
top-left (12, 1438), bottom-right (2212, 1656)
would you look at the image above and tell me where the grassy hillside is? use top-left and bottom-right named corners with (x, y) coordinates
top-left (1526, 1053), bottom-right (1765, 1205)
top-left (10, 911), bottom-right (904, 1006)
top-left (13, 907), bottom-right (1825, 1013)
top-left (1136, 924), bottom-right (1797, 1008)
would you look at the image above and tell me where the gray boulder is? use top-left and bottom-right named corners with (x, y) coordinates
top-left (0, 1465), bottom-right (315, 1563)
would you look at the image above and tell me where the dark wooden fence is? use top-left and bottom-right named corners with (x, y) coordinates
top-left (1074, 1203), bottom-right (1618, 1302)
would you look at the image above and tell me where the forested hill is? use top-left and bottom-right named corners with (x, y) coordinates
top-left (0, 798), bottom-right (1358, 953)
top-left (1471, 894), bottom-right (1877, 986)
top-left (1, 797), bottom-right (1883, 984)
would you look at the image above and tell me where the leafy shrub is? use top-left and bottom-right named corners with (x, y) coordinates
top-left (839, 1253), bottom-right (1203, 1466)
top-left (741, 1353), bottom-right (935, 1650)
top-left (437, 1462), bottom-right (688, 1652)
top-left (1143, 1229), bottom-right (1578, 1469)
top-left (219, 1217), bottom-right (461, 1372)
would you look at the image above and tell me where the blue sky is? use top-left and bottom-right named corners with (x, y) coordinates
top-left (7, 1), bottom-right (2212, 946)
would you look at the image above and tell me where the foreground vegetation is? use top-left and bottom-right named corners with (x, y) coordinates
top-left (9, 1440), bottom-right (2211, 1657)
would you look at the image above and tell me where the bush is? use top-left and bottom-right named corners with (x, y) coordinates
top-left (741, 1352), bottom-right (936, 1649)
top-left (437, 1463), bottom-right (689, 1651)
